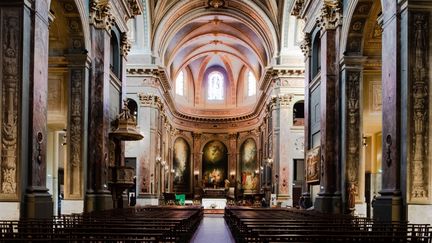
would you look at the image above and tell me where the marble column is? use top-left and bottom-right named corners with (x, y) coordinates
top-left (84, 1), bottom-right (116, 212)
top-left (373, 0), bottom-right (403, 222)
top-left (277, 94), bottom-right (293, 201)
top-left (16, 0), bottom-right (53, 219)
top-left (340, 56), bottom-right (366, 213)
top-left (136, 93), bottom-right (162, 199)
top-left (300, 34), bottom-right (312, 203)
top-left (314, 1), bottom-right (342, 214)
top-left (228, 133), bottom-right (238, 183)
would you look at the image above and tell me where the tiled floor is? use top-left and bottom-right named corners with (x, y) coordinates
top-left (190, 214), bottom-right (235, 243)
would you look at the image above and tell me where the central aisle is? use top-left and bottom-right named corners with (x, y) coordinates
top-left (190, 214), bottom-right (235, 243)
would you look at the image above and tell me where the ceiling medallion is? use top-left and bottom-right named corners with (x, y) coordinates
top-left (208, 0), bottom-right (225, 8)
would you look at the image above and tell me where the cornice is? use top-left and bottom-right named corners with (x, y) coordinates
top-left (126, 67), bottom-right (303, 130)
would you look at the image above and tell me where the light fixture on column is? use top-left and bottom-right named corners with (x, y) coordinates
top-left (156, 156), bottom-right (161, 163)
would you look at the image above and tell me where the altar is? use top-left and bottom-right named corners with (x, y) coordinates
top-left (203, 188), bottom-right (226, 198)
top-left (201, 188), bottom-right (227, 209)
top-left (202, 198), bottom-right (227, 209)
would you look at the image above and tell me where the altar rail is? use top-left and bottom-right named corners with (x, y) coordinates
top-left (225, 206), bottom-right (432, 243)
top-left (0, 206), bottom-right (203, 242)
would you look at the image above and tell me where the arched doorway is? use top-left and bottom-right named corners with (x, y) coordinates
top-left (47, 0), bottom-right (87, 215)
top-left (342, 0), bottom-right (382, 217)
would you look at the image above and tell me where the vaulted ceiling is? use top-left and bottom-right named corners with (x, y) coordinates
top-left (149, 0), bottom-right (284, 93)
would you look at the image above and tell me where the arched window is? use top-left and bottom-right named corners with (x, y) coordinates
top-left (247, 71), bottom-right (256, 96)
top-left (311, 33), bottom-right (321, 79)
top-left (293, 101), bottom-right (304, 126)
top-left (176, 71), bottom-right (184, 96)
top-left (208, 71), bottom-right (224, 100)
top-left (127, 98), bottom-right (138, 122)
top-left (110, 30), bottom-right (120, 78)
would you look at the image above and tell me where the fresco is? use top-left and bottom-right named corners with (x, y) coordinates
top-left (202, 140), bottom-right (228, 187)
top-left (240, 138), bottom-right (259, 191)
top-left (173, 138), bottom-right (190, 192)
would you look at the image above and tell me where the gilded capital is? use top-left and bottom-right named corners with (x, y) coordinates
top-left (316, 0), bottom-right (342, 30)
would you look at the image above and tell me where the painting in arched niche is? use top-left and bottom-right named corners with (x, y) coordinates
top-left (202, 140), bottom-right (228, 187)
top-left (241, 138), bottom-right (259, 192)
top-left (173, 138), bottom-right (191, 192)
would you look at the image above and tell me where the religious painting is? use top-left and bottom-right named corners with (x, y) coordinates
top-left (173, 138), bottom-right (190, 192)
top-left (202, 140), bottom-right (228, 187)
top-left (306, 146), bottom-right (320, 183)
top-left (240, 138), bottom-right (259, 192)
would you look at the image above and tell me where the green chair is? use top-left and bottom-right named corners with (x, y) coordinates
top-left (175, 194), bottom-right (186, 205)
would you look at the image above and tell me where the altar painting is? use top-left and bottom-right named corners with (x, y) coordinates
top-left (241, 138), bottom-right (258, 191)
top-left (173, 138), bottom-right (190, 192)
top-left (202, 140), bottom-right (228, 187)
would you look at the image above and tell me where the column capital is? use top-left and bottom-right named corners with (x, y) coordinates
top-left (120, 32), bottom-right (131, 57)
top-left (90, 0), bottom-right (116, 32)
top-left (138, 93), bottom-right (163, 110)
top-left (316, 0), bottom-right (342, 31)
top-left (300, 33), bottom-right (311, 57)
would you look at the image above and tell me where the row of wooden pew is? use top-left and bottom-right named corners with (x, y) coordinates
top-left (225, 206), bottom-right (432, 243)
top-left (0, 205), bottom-right (203, 242)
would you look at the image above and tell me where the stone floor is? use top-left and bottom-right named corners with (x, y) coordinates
top-left (190, 214), bottom-right (235, 243)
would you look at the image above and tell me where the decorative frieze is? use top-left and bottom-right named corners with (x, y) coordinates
top-left (67, 69), bottom-right (84, 198)
top-left (90, 0), bottom-right (115, 31)
top-left (1, 12), bottom-right (20, 199)
top-left (345, 71), bottom-right (360, 193)
top-left (138, 93), bottom-right (163, 110)
top-left (316, 0), bottom-right (342, 30)
top-left (410, 13), bottom-right (429, 200)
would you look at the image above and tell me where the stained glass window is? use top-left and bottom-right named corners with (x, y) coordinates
top-left (248, 71), bottom-right (256, 96)
top-left (208, 71), bottom-right (224, 100)
top-left (176, 71), bottom-right (184, 95)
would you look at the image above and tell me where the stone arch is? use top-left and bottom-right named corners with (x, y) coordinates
top-left (340, 0), bottom-right (382, 215)
top-left (48, 0), bottom-right (88, 215)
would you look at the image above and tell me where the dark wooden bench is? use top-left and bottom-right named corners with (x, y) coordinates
top-left (0, 205), bottom-right (204, 242)
top-left (225, 206), bottom-right (432, 243)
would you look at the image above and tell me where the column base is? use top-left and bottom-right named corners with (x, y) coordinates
top-left (373, 189), bottom-right (402, 222)
top-left (23, 190), bottom-right (53, 219)
top-left (84, 192), bottom-right (113, 212)
top-left (314, 193), bottom-right (342, 214)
